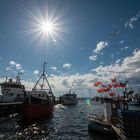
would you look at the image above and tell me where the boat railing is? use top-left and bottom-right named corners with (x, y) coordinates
top-left (90, 115), bottom-right (106, 123)
top-left (33, 88), bottom-right (52, 91)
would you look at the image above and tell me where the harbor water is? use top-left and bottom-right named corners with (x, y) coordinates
top-left (0, 100), bottom-right (139, 140)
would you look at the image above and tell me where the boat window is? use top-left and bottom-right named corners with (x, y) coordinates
top-left (0, 85), bottom-right (4, 94)
top-left (0, 85), bottom-right (2, 95)
top-left (4, 84), bottom-right (24, 89)
top-left (42, 94), bottom-right (45, 97)
top-left (2, 84), bottom-right (9, 88)
top-left (38, 94), bottom-right (41, 97)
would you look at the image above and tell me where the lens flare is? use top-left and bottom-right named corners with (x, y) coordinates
top-left (21, 4), bottom-right (68, 47)
top-left (41, 21), bottom-right (54, 34)
top-left (86, 99), bottom-right (91, 107)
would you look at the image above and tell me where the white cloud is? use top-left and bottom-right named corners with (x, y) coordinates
top-left (20, 70), bottom-right (25, 73)
top-left (0, 71), bottom-right (99, 97)
top-left (89, 41), bottom-right (108, 61)
top-left (16, 63), bottom-right (22, 70)
top-left (33, 70), bottom-right (39, 75)
top-left (133, 48), bottom-right (139, 55)
top-left (121, 46), bottom-right (129, 51)
top-left (3, 49), bottom-right (140, 98)
top-left (110, 54), bottom-right (114, 59)
top-left (116, 59), bottom-right (121, 64)
top-left (7, 61), bottom-right (24, 73)
top-left (89, 55), bottom-right (97, 61)
top-left (94, 49), bottom-right (140, 81)
top-left (100, 62), bottom-right (104, 65)
top-left (47, 73), bottom-right (99, 97)
top-left (22, 80), bottom-right (35, 91)
top-left (10, 61), bottom-right (16, 66)
top-left (6, 67), bottom-right (12, 71)
top-left (50, 66), bottom-right (57, 71)
top-left (50, 74), bottom-right (55, 77)
top-left (53, 39), bottom-right (56, 42)
top-left (63, 63), bottom-right (72, 70)
top-left (93, 41), bottom-right (108, 53)
top-left (3, 49), bottom-right (140, 97)
top-left (125, 11), bottom-right (140, 29)
top-left (93, 65), bottom-right (104, 73)
top-left (119, 40), bottom-right (124, 44)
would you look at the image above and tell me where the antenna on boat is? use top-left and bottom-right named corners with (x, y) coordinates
top-left (16, 72), bottom-right (21, 83)
top-left (3, 76), bottom-right (8, 82)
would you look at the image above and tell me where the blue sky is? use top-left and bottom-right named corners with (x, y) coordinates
top-left (0, 0), bottom-right (140, 97)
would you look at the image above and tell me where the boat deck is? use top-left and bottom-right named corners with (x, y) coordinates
top-left (0, 102), bottom-right (22, 106)
top-left (112, 125), bottom-right (126, 140)
top-left (0, 102), bottom-right (22, 117)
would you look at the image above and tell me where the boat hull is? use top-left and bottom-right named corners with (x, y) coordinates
top-left (22, 96), bottom-right (54, 122)
top-left (61, 93), bottom-right (78, 105)
top-left (62, 99), bottom-right (78, 105)
top-left (88, 119), bottom-right (114, 135)
top-left (22, 104), bottom-right (54, 121)
top-left (129, 100), bottom-right (140, 106)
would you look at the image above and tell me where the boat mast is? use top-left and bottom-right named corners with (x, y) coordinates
top-left (32, 61), bottom-right (52, 91)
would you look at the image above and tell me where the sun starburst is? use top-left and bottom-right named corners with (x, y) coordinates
top-left (21, 5), bottom-right (67, 47)
top-left (40, 21), bottom-right (54, 34)
top-left (36, 17), bottom-right (58, 39)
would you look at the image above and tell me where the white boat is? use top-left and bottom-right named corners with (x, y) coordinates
top-left (61, 89), bottom-right (78, 105)
top-left (0, 74), bottom-right (26, 102)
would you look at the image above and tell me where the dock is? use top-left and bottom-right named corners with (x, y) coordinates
top-left (112, 125), bottom-right (126, 140)
top-left (0, 102), bottom-right (22, 106)
top-left (0, 102), bottom-right (22, 117)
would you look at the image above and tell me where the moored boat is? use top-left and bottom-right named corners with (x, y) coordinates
top-left (88, 116), bottom-right (115, 135)
top-left (61, 89), bottom-right (78, 105)
top-left (88, 98), bottom-right (128, 136)
top-left (0, 74), bottom-right (25, 103)
top-left (22, 95), bottom-right (54, 122)
top-left (22, 62), bottom-right (55, 122)
top-left (129, 99), bottom-right (140, 106)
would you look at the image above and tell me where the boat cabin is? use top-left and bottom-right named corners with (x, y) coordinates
top-left (0, 77), bottom-right (25, 102)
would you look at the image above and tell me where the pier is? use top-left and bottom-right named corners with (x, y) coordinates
top-left (0, 102), bottom-right (22, 117)
top-left (112, 125), bottom-right (126, 140)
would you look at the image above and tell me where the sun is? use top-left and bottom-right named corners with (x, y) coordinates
top-left (40, 21), bottom-right (55, 35)
top-left (22, 5), bottom-right (68, 47)
top-left (36, 17), bottom-right (59, 40)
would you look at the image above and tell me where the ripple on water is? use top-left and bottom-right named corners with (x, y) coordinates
top-left (0, 100), bottom-right (118, 140)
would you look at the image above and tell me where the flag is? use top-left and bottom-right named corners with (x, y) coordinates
top-left (101, 84), bottom-right (107, 88)
top-left (94, 81), bottom-right (102, 87)
top-left (109, 92), bottom-right (115, 96)
top-left (113, 83), bottom-right (120, 88)
top-left (97, 88), bottom-right (105, 93)
top-left (108, 84), bottom-right (112, 89)
top-left (111, 78), bottom-right (116, 83)
top-left (118, 83), bottom-right (126, 88)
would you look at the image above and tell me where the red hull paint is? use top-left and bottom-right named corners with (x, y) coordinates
top-left (22, 104), bottom-right (54, 122)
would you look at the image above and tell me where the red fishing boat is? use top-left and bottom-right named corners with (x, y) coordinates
top-left (22, 62), bottom-right (55, 122)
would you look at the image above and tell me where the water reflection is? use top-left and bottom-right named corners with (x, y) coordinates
top-left (0, 100), bottom-right (120, 140)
